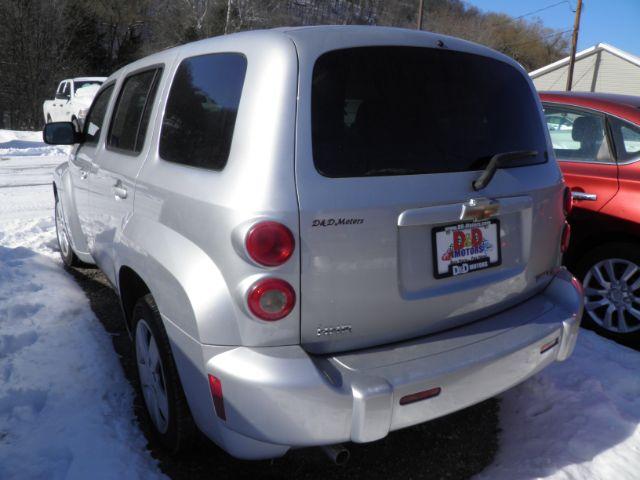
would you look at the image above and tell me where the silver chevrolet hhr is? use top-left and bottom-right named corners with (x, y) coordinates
top-left (46, 26), bottom-right (583, 460)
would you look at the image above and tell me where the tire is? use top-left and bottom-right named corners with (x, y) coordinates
top-left (55, 195), bottom-right (80, 267)
top-left (132, 294), bottom-right (195, 453)
top-left (575, 242), bottom-right (640, 344)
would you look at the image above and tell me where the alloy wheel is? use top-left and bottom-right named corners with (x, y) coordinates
top-left (583, 258), bottom-right (640, 334)
top-left (55, 201), bottom-right (71, 258)
top-left (135, 319), bottom-right (170, 434)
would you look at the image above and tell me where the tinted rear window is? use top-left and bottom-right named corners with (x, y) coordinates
top-left (160, 53), bottom-right (247, 170)
top-left (312, 47), bottom-right (547, 177)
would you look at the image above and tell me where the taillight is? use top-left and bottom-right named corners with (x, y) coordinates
top-left (245, 221), bottom-right (295, 267)
top-left (563, 187), bottom-right (573, 217)
top-left (208, 374), bottom-right (226, 420)
top-left (561, 221), bottom-right (571, 253)
top-left (248, 278), bottom-right (295, 321)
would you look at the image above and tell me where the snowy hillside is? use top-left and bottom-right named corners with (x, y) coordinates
top-left (0, 130), bottom-right (639, 479)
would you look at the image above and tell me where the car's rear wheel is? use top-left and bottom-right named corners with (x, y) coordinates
top-left (55, 196), bottom-right (80, 267)
top-left (576, 243), bottom-right (640, 344)
top-left (133, 294), bottom-right (195, 453)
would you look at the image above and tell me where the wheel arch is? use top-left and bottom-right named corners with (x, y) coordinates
top-left (115, 216), bottom-right (242, 345)
top-left (565, 212), bottom-right (640, 271)
top-left (118, 265), bottom-right (151, 333)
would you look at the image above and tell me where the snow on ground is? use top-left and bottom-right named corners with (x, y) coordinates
top-left (1, 130), bottom-right (640, 479)
top-left (476, 329), bottom-right (640, 480)
top-left (0, 129), bottom-right (68, 157)
top-left (0, 131), bottom-right (164, 480)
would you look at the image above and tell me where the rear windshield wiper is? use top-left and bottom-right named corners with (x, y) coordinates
top-left (472, 150), bottom-right (539, 191)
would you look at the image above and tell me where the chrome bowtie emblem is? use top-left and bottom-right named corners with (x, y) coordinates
top-left (460, 197), bottom-right (500, 221)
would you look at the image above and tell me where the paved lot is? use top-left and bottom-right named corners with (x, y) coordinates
top-left (68, 265), bottom-right (499, 480)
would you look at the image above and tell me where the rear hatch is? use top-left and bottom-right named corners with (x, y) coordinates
top-left (294, 44), bottom-right (564, 354)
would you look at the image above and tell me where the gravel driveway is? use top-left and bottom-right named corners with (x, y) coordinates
top-left (69, 266), bottom-right (499, 480)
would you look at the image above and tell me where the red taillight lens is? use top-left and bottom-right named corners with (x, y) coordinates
top-left (561, 221), bottom-right (571, 253)
top-left (563, 187), bottom-right (573, 217)
top-left (208, 374), bottom-right (226, 420)
top-left (248, 278), bottom-right (295, 321)
top-left (245, 221), bottom-right (295, 267)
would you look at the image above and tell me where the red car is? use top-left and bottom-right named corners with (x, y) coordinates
top-left (541, 91), bottom-right (640, 342)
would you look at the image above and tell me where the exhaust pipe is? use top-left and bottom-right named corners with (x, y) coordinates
top-left (321, 444), bottom-right (350, 466)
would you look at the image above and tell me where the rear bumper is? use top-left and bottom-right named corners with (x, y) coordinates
top-left (187, 269), bottom-right (582, 459)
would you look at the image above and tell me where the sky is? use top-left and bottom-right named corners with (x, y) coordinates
top-left (467, 0), bottom-right (640, 57)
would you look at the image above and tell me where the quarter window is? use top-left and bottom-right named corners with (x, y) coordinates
top-left (82, 84), bottom-right (114, 145)
top-left (160, 53), bottom-right (247, 170)
top-left (107, 68), bottom-right (162, 154)
top-left (609, 117), bottom-right (640, 162)
top-left (544, 106), bottom-right (611, 163)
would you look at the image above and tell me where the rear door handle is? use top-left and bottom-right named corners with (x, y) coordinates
top-left (113, 182), bottom-right (128, 200)
top-left (571, 191), bottom-right (597, 201)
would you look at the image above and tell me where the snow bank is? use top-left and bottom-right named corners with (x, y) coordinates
top-left (0, 130), bottom-right (165, 480)
top-left (0, 129), bottom-right (69, 157)
top-left (0, 130), bottom-right (42, 144)
top-left (476, 331), bottom-right (640, 480)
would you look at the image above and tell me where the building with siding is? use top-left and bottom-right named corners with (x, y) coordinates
top-left (530, 43), bottom-right (640, 95)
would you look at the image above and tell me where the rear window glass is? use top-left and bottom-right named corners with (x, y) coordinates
top-left (543, 106), bottom-right (611, 163)
top-left (312, 47), bottom-right (547, 177)
top-left (159, 53), bottom-right (247, 170)
top-left (108, 68), bottom-right (161, 154)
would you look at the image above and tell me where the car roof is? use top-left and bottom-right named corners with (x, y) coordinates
top-left (105, 26), bottom-right (524, 83)
top-left (73, 77), bottom-right (107, 82)
top-left (540, 91), bottom-right (640, 124)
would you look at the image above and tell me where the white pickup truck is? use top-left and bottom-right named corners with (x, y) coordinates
top-left (43, 77), bottom-right (106, 130)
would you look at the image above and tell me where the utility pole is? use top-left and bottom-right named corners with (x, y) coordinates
top-left (417, 0), bottom-right (424, 30)
top-left (566, 0), bottom-right (583, 91)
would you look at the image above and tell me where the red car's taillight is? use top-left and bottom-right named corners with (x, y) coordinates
top-left (563, 187), bottom-right (573, 217)
top-left (561, 221), bottom-right (571, 253)
top-left (245, 221), bottom-right (295, 267)
top-left (247, 278), bottom-right (295, 321)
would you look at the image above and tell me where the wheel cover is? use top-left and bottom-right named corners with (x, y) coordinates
top-left (135, 319), bottom-right (170, 434)
top-left (583, 258), bottom-right (640, 334)
top-left (55, 201), bottom-right (71, 258)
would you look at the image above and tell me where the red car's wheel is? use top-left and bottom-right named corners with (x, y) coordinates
top-left (577, 243), bottom-right (640, 344)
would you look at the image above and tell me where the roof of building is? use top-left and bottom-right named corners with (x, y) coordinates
top-left (530, 43), bottom-right (640, 78)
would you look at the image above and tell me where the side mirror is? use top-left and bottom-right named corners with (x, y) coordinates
top-left (43, 122), bottom-right (83, 145)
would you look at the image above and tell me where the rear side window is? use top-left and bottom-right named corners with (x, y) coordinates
top-left (108, 68), bottom-right (162, 154)
top-left (83, 84), bottom-right (114, 145)
top-left (609, 117), bottom-right (640, 162)
top-left (311, 47), bottom-right (547, 177)
top-left (160, 53), bottom-right (247, 170)
top-left (544, 106), bottom-right (611, 163)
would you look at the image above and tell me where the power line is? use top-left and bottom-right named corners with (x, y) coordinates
top-left (462, 0), bottom-right (575, 27)
top-left (512, 0), bottom-right (576, 20)
top-left (501, 28), bottom-right (573, 50)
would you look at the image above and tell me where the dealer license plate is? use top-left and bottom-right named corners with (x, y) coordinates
top-left (432, 220), bottom-right (501, 279)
